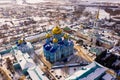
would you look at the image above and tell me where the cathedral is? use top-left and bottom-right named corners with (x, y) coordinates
top-left (16, 38), bottom-right (34, 54)
top-left (43, 26), bottom-right (74, 63)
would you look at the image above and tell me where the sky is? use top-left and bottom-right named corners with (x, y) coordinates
top-left (0, 0), bottom-right (119, 4)
top-left (81, 0), bottom-right (120, 3)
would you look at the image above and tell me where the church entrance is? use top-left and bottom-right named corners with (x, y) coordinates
top-left (61, 54), bottom-right (64, 59)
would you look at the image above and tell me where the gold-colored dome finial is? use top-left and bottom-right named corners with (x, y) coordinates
top-left (52, 26), bottom-right (62, 35)
top-left (53, 38), bottom-right (58, 43)
top-left (64, 34), bottom-right (69, 39)
top-left (46, 33), bottom-right (51, 38)
top-left (18, 40), bottom-right (23, 44)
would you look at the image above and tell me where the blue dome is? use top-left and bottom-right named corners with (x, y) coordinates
top-left (16, 41), bottom-right (18, 44)
top-left (44, 44), bottom-right (51, 51)
top-left (23, 41), bottom-right (27, 44)
top-left (16, 41), bottom-right (20, 46)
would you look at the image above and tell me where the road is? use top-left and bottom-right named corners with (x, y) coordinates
top-left (74, 45), bottom-right (94, 63)
top-left (39, 49), bottom-right (52, 69)
top-left (37, 52), bottom-right (58, 80)
top-left (0, 67), bottom-right (12, 80)
top-left (41, 66), bottom-right (58, 80)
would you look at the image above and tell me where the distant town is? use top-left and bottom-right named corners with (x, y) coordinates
top-left (0, 0), bottom-right (120, 80)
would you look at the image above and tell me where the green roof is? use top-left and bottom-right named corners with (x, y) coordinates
top-left (90, 47), bottom-right (103, 55)
top-left (79, 64), bottom-right (100, 79)
top-left (66, 62), bottom-right (106, 80)
top-left (63, 27), bottom-right (71, 31)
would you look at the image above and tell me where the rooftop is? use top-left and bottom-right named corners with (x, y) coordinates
top-left (14, 50), bottom-right (35, 70)
top-left (66, 62), bottom-right (107, 80)
top-left (27, 66), bottom-right (49, 80)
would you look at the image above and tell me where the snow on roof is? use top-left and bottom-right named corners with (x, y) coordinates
top-left (66, 62), bottom-right (107, 80)
top-left (48, 25), bottom-right (54, 30)
top-left (112, 59), bottom-right (120, 66)
top-left (14, 50), bottom-right (35, 70)
top-left (90, 47), bottom-right (104, 55)
top-left (25, 33), bottom-right (46, 41)
top-left (26, 42), bottom-right (33, 49)
top-left (83, 68), bottom-right (106, 80)
top-left (66, 68), bottom-right (90, 80)
top-left (27, 66), bottom-right (49, 80)
top-left (17, 42), bottom-right (34, 53)
top-left (33, 17), bottom-right (49, 21)
top-left (114, 53), bottom-right (120, 56)
top-left (0, 54), bottom-right (1, 59)
top-left (102, 73), bottom-right (114, 80)
top-left (106, 22), bottom-right (116, 26)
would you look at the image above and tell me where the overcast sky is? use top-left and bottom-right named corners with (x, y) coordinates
top-left (81, 0), bottom-right (120, 3)
top-left (0, 0), bottom-right (119, 3)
